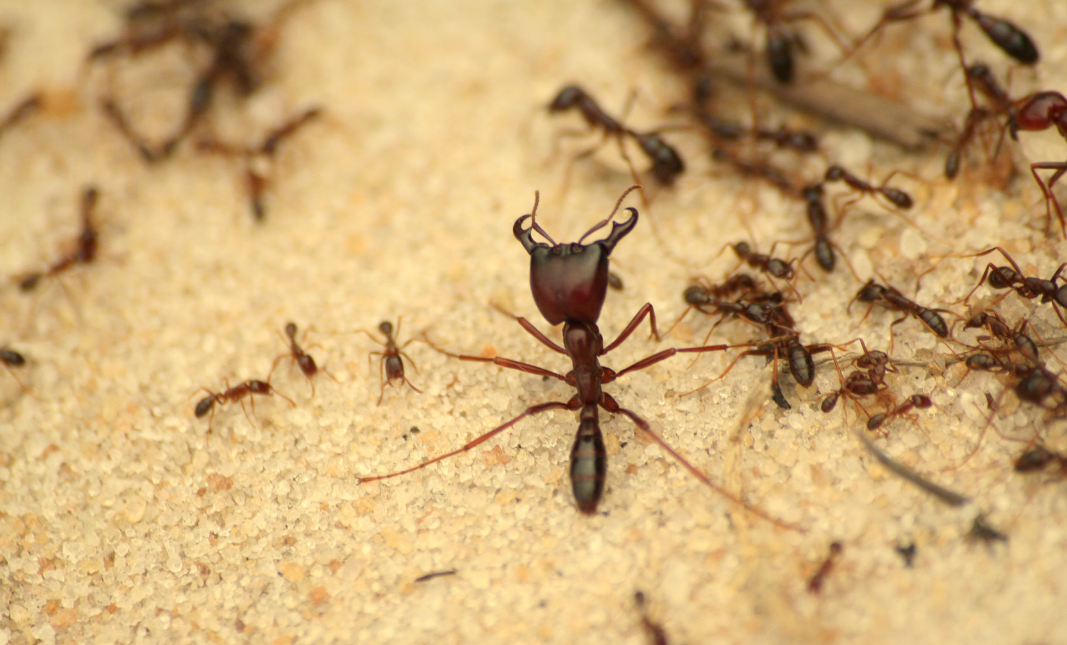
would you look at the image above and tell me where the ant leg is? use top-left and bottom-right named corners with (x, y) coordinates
top-left (611, 342), bottom-right (733, 381)
top-left (488, 305), bottom-right (567, 355)
top-left (598, 392), bottom-right (804, 532)
top-left (398, 350), bottom-right (420, 374)
top-left (1028, 162), bottom-right (1067, 238)
top-left (430, 343), bottom-right (568, 382)
top-left (359, 400), bottom-right (576, 483)
top-left (603, 302), bottom-right (660, 354)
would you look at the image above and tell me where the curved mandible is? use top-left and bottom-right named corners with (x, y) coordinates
top-left (513, 214), bottom-right (540, 253)
top-left (599, 207), bottom-right (638, 255)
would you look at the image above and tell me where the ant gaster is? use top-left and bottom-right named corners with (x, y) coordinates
top-left (360, 187), bottom-right (800, 529)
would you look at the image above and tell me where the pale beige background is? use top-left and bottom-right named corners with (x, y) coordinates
top-left (1, 1), bottom-right (1066, 644)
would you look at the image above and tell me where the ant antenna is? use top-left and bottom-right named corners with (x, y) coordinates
top-left (577, 184), bottom-right (642, 244)
top-left (526, 190), bottom-right (556, 245)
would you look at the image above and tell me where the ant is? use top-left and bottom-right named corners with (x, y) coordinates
top-left (960, 311), bottom-right (1040, 365)
top-left (866, 393), bottom-right (933, 432)
top-left (807, 541), bottom-right (843, 593)
top-left (967, 514), bottom-right (1008, 545)
top-left (849, 279), bottom-right (951, 340)
top-left (355, 320), bottom-right (424, 406)
top-left (634, 591), bottom-right (668, 645)
top-left (359, 187), bottom-right (801, 529)
top-left (853, 1), bottom-right (1037, 107)
top-left (710, 146), bottom-right (796, 197)
top-left (196, 107), bottom-right (321, 220)
top-left (1, 347), bottom-right (31, 394)
top-left (822, 164), bottom-right (913, 211)
top-left (269, 322), bottom-right (336, 397)
top-left (945, 63), bottom-right (1018, 179)
top-left (801, 182), bottom-right (836, 272)
top-left (547, 85), bottom-right (685, 199)
top-left (1009, 91), bottom-right (1067, 237)
top-left (93, 0), bottom-right (312, 161)
top-left (741, 0), bottom-right (850, 84)
top-left (17, 186), bottom-right (100, 293)
top-left (726, 241), bottom-right (800, 298)
top-left (821, 343), bottom-right (895, 415)
top-left (193, 377), bottom-right (296, 431)
top-left (1014, 444), bottom-right (1067, 475)
top-left (955, 247), bottom-right (1067, 327)
top-left (696, 112), bottom-right (818, 153)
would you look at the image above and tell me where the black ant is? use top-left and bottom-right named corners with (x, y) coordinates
top-left (634, 591), bottom-right (668, 645)
top-left (193, 377), bottom-right (296, 431)
top-left (360, 187), bottom-right (800, 529)
top-left (741, 0), bottom-right (850, 84)
top-left (547, 85), bottom-right (685, 199)
top-left (710, 146), bottom-right (796, 197)
top-left (1, 347), bottom-right (31, 394)
top-left (1009, 91), bottom-right (1067, 237)
top-left (823, 164), bottom-right (913, 211)
top-left (807, 541), bottom-right (843, 593)
top-left (849, 279), bottom-right (951, 340)
top-left (727, 241), bottom-right (799, 298)
top-left (801, 183), bottom-right (836, 272)
top-left (960, 311), bottom-right (1040, 364)
top-left (955, 247), bottom-right (1067, 327)
top-left (269, 322), bottom-right (336, 397)
top-left (866, 393), bottom-right (934, 432)
top-left (853, 1), bottom-right (1038, 92)
top-left (1014, 444), bottom-right (1067, 475)
top-left (196, 107), bottom-right (321, 220)
top-left (17, 186), bottom-right (101, 293)
top-left (355, 320), bottom-right (425, 406)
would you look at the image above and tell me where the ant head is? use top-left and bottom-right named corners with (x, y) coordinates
top-left (378, 321), bottom-right (393, 336)
top-left (284, 322), bottom-right (298, 338)
top-left (1015, 91), bottom-right (1067, 136)
top-left (513, 189), bottom-right (638, 326)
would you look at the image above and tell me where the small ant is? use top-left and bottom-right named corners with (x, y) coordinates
top-left (1014, 444), bottom-right (1067, 475)
top-left (866, 393), bottom-right (933, 432)
top-left (967, 514), bottom-right (1008, 545)
top-left (196, 107), bottom-right (321, 220)
top-left (801, 183), bottom-right (836, 272)
top-left (711, 146), bottom-right (796, 197)
top-left (17, 186), bottom-right (101, 293)
top-left (895, 543), bottom-right (917, 567)
top-left (945, 63), bottom-right (1018, 179)
top-left (742, 0), bottom-right (850, 84)
top-left (269, 322), bottom-right (336, 397)
top-left (849, 279), bottom-right (951, 340)
top-left (823, 164), bottom-right (913, 210)
top-left (807, 541), bottom-right (843, 593)
top-left (547, 85), bottom-right (684, 198)
top-left (697, 113), bottom-right (818, 153)
top-left (356, 320), bottom-right (424, 406)
top-left (961, 311), bottom-right (1039, 364)
top-left (359, 187), bottom-right (800, 529)
top-left (821, 342), bottom-right (894, 415)
top-left (193, 377), bottom-right (296, 431)
top-left (1010, 91), bottom-right (1067, 237)
top-left (634, 591), bottom-right (668, 645)
top-left (1, 347), bottom-right (31, 393)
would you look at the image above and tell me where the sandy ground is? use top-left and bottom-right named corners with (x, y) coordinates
top-left (1, 1), bottom-right (1066, 643)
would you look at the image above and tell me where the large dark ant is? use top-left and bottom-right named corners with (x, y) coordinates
top-left (547, 85), bottom-right (685, 196)
top-left (741, 0), bottom-right (850, 84)
top-left (1010, 91), bottom-right (1067, 237)
top-left (269, 322), bottom-right (336, 397)
top-left (193, 377), bottom-right (296, 431)
top-left (807, 541), bottom-right (843, 593)
top-left (955, 247), bottom-right (1067, 327)
top-left (850, 279), bottom-right (951, 340)
top-left (360, 187), bottom-right (800, 529)
top-left (16, 187), bottom-right (100, 293)
top-left (355, 320), bottom-right (425, 406)
top-left (196, 107), bottom-right (321, 220)
top-left (854, 1), bottom-right (1038, 70)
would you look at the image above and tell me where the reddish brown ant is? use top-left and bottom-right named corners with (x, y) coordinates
top-left (823, 164), bottom-right (913, 211)
top-left (807, 541), bottom-right (843, 593)
top-left (821, 342), bottom-right (895, 416)
top-left (196, 107), bottom-right (321, 220)
top-left (355, 319), bottom-right (425, 406)
top-left (16, 186), bottom-right (101, 293)
top-left (866, 393), bottom-right (934, 432)
top-left (269, 322), bottom-right (336, 397)
top-left (960, 311), bottom-right (1040, 364)
top-left (193, 377), bottom-right (296, 431)
top-left (360, 187), bottom-right (801, 529)
top-left (1010, 91), bottom-right (1067, 237)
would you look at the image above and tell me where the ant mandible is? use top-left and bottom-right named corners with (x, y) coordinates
top-left (360, 187), bottom-right (800, 529)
